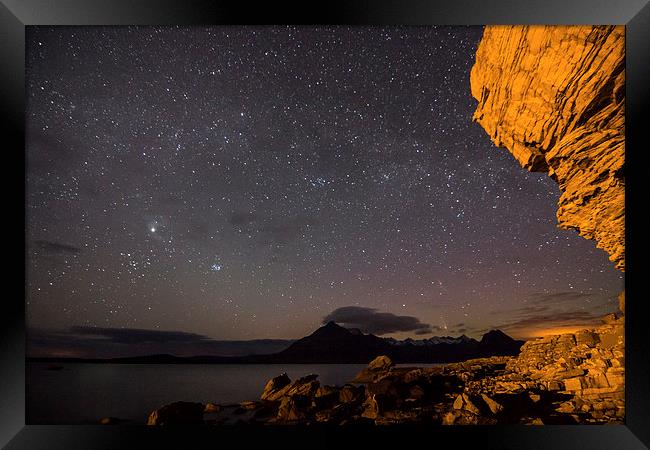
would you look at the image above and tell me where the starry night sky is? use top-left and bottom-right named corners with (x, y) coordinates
top-left (26, 26), bottom-right (623, 354)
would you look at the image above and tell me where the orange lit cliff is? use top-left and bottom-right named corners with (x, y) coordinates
top-left (470, 25), bottom-right (625, 271)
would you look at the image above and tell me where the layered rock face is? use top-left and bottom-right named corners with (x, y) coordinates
top-left (470, 25), bottom-right (625, 271)
top-left (506, 315), bottom-right (625, 422)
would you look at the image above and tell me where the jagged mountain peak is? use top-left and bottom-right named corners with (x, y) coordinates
top-left (310, 321), bottom-right (353, 338)
top-left (480, 329), bottom-right (515, 344)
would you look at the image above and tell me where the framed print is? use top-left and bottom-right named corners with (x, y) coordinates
top-left (3, 0), bottom-right (649, 448)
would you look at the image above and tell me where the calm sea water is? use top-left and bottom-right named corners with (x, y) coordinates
top-left (27, 362), bottom-right (387, 424)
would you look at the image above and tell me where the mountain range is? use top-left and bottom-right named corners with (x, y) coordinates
top-left (269, 322), bottom-right (523, 363)
top-left (29, 322), bottom-right (524, 364)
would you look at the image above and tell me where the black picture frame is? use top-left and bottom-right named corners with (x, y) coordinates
top-left (3, 0), bottom-right (649, 448)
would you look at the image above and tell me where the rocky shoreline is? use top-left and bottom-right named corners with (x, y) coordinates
top-left (141, 313), bottom-right (624, 426)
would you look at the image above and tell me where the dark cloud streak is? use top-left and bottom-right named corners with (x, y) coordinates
top-left (32, 240), bottom-right (82, 256)
top-left (28, 327), bottom-right (294, 358)
top-left (323, 306), bottom-right (437, 336)
top-left (527, 291), bottom-right (596, 304)
top-left (68, 326), bottom-right (214, 344)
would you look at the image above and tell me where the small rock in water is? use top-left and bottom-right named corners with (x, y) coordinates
top-left (147, 401), bottom-right (204, 425)
top-left (99, 417), bottom-right (122, 425)
top-left (239, 401), bottom-right (260, 410)
top-left (204, 402), bottom-right (220, 413)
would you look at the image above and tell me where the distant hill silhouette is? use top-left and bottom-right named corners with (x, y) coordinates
top-left (271, 321), bottom-right (389, 363)
top-left (28, 322), bottom-right (524, 365)
top-left (479, 329), bottom-right (522, 355)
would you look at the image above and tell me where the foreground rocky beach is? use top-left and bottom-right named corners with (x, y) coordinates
top-left (141, 312), bottom-right (624, 426)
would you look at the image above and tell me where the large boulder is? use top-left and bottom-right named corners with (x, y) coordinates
top-left (597, 327), bottom-right (624, 349)
top-left (339, 384), bottom-right (364, 403)
top-left (261, 373), bottom-right (291, 401)
top-left (314, 385), bottom-right (340, 409)
top-left (353, 355), bottom-right (394, 383)
top-left (480, 393), bottom-right (504, 415)
top-left (575, 330), bottom-right (599, 348)
top-left (147, 401), bottom-right (204, 425)
top-left (365, 376), bottom-right (409, 411)
top-left (366, 378), bottom-right (401, 398)
top-left (276, 395), bottom-right (312, 422)
top-left (283, 374), bottom-right (320, 397)
top-left (361, 394), bottom-right (379, 420)
top-left (453, 393), bottom-right (481, 415)
top-left (261, 373), bottom-right (320, 402)
top-left (368, 355), bottom-right (394, 371)
top-left (563, 377), bottom-right (587, 391)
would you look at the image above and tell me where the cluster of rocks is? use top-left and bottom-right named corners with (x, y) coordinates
top-left (145, 315), bottom-right (624, 426)
top-left (505, 313), bottom-right (625, 423)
